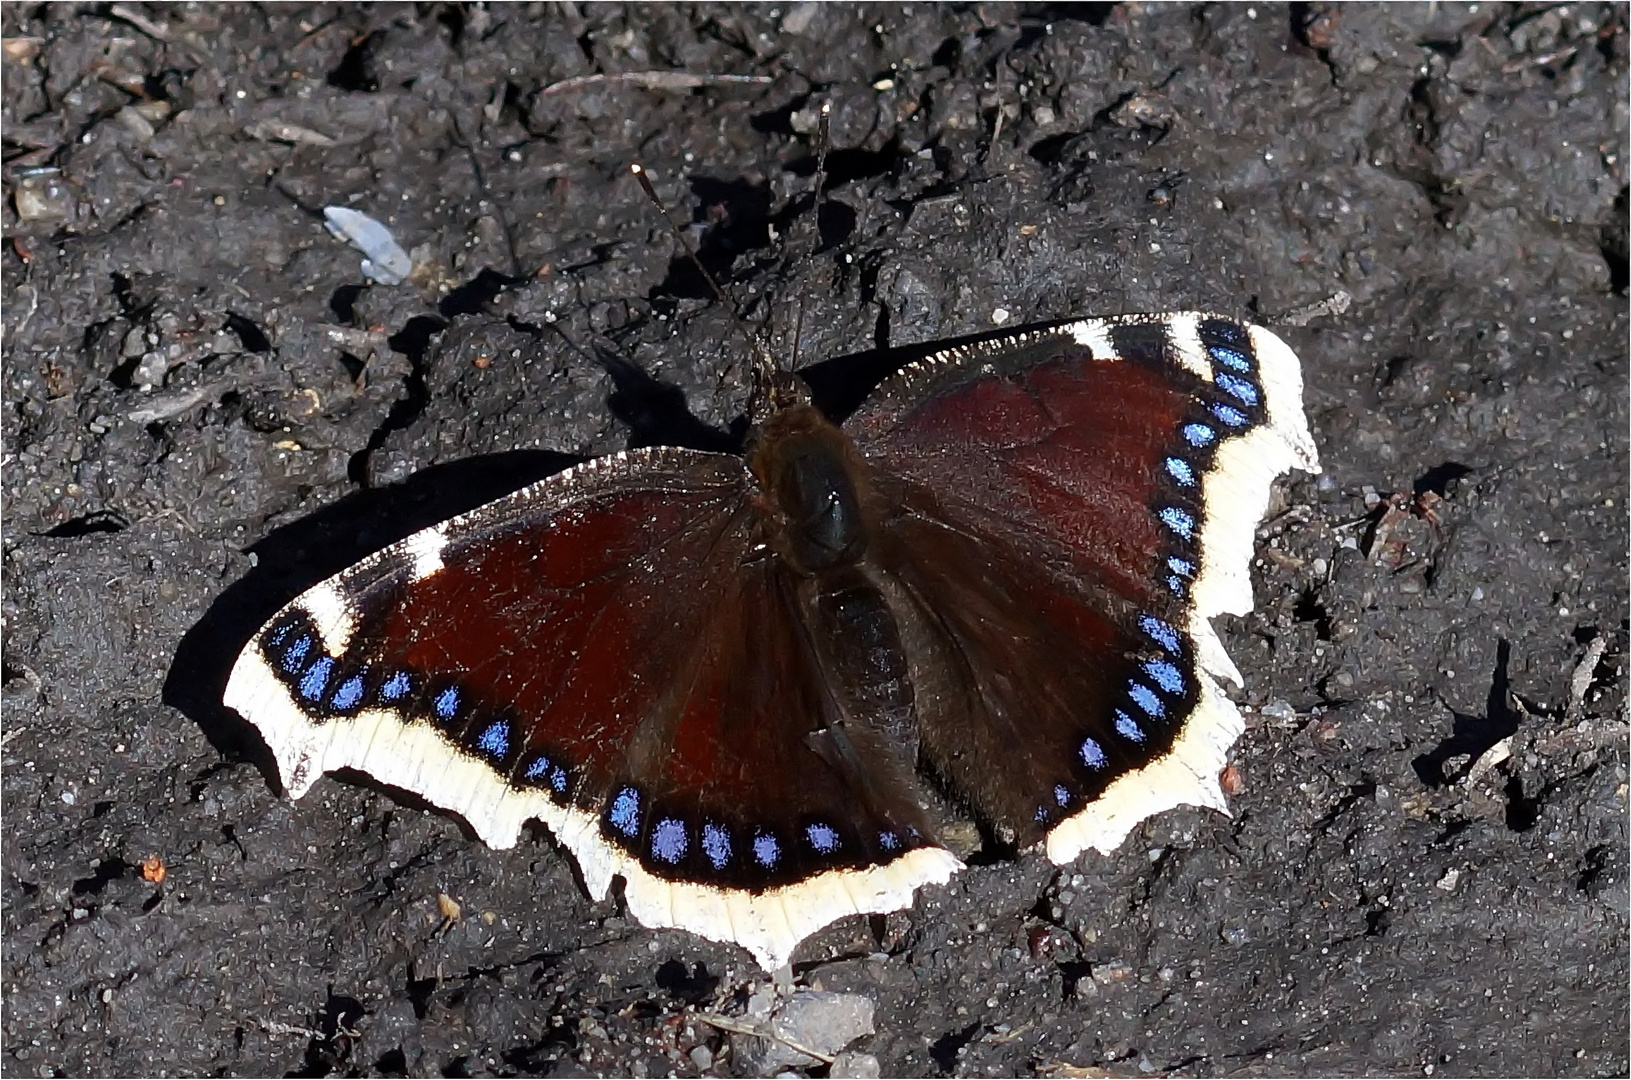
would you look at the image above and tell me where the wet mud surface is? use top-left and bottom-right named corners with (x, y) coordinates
top-left (3, 4), bottom-right (1627, 1076)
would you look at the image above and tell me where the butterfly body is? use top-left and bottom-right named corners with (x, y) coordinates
top-left (224, 313), bottom-right (1319, 970)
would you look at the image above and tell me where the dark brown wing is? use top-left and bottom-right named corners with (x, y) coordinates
top-left (845, 314), bottom-right (1320, 860)
top-left (225, 447), bottom-right (959, 969)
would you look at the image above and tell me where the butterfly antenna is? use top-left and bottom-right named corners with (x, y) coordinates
top-left (788, 100), bottom-right (832, 373)
top-left (630, 163), bottom-right (779, 394)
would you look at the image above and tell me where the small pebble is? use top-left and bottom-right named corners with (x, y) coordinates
top-left (830, 1051), bottom-right (881, 1078)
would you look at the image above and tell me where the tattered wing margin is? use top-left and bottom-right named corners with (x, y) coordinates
top-left (223, 448), bottom-right (964, 972)
top-left (1045, 318), bottom-right (1321, 864)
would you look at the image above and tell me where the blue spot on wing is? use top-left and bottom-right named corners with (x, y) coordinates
top-left (651, 818), bottom-right (688, 863)
top-left (1210, 345), bottom-right (1252, 372)
top-left (753, 832), bottom-right (781, 867)
top-left (549, 766), bottom-right (568, 793)
top-left (879, 830), bottom-right (900, 851)
top-left (1115, 710), bottom-right (1145, 742)
top-left (702, 824), bottom-right (732, 869)
top-left (1143, 658), bottom-right (1185, 695)
top-left (1165, 456), bottom-right (1196, 486)
top-left (805, 822), bottom-right (840, 854)
top-left (1215, 372), bottom-right (1260, 406)
top-left (434, 686), bottom-right (460, 720)
top-left (524, 755), bottom-right (551, 781)
top-left (1158, 507), bottom-right (1195, 539)
top-left (1128, 683), bottom-right (1165, 719)
top-left (1211, 402), bottom-right (1249, 427)
top-left (380, 671), bottom-right (411, 702)
top-left (298, 656), bottom-right (334, 702)
top-left (1080, 737), bottom-right (1107, 768)
top-left (1139, 614), bottom-right (1182, 654)
top-left (279, 634), bottom-right (313, 674)
top-left (1054, 784), bottom-right (1071, 807)
top-left (1182, 423), bottom-right (1215, 448)
top-left (329, 674), bottom-right (366, 710)
top-left (608, 787), bottom-right (641, 837)
top-left (476, 721), bottom-right (510, 758)
top-left (1168, 556), bottom-right (1194, 577)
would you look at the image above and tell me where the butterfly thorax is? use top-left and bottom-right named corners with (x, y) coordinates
top-left (748, 395), bottom-right (876, 577)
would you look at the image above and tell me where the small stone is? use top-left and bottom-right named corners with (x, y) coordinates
top-left (781, 2), bottom-right (820, 35)
top-left (734, 991), bottom-right (875, 1075)
top-left (688, 1045), bottom-right (713, 1070)
top-left (830, 1051), bottom-right (881, 1078)
top-left (13, 169), bottom-right (74, 224)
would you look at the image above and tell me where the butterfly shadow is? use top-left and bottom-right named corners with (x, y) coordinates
top-left (797, 316), bottom-right (1083, 420)
top-left (165, 448), bottom-right (579, 783)
top-left (1411, 638), bottom-right (1524, 787)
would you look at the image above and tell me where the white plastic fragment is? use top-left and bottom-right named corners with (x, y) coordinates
top-left (322, 206), bottom-right (413, 285)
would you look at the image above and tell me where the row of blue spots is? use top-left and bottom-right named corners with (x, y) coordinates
top-left (1073, 617), bottom-right (1192, 779)
top-left (601, 785), bottom-right (897, 870)
top-left (266, 619), bottom-right (417, 717)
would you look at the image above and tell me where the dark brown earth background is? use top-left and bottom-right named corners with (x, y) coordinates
top-left (3, 3), bottom-right (1627, 1077)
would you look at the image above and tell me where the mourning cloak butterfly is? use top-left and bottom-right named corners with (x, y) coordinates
top-left (224, 310), bottom-right (1319, 970)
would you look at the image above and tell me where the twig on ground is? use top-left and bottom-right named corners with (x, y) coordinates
top-left (540, 71), bottom-right (771, 95)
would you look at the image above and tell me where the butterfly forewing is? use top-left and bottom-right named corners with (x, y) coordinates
top-left (224, 445), bottom-right (960, 970)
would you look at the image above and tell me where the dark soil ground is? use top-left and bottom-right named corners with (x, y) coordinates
top-left (3, 4), bottom-right (1627, 1077)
